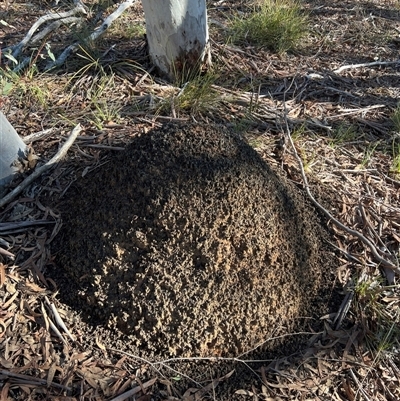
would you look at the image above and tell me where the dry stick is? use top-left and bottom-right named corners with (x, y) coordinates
top-left (45, 0), bottom-right (137, 70)
top-left (380, 172), bottom-right (400, 187)
top-left (22, 128), bottom-right (54, 144)
top-left (0, 370), bottom-right (70, 391)
top-left (281, 88), bottom-right (400, 274)
top-left (7, 5), bottom-right (87, 59)
top-left (29, 17), bottom-right (82, 46)
top-left (41, 301), bottom-right (68, 345)
top-left (334, 60), bottom-right (400, 74)
top-left (0, 124), bottom-right (82, 209)
top-left (11, 15), bottom-right (83, 73)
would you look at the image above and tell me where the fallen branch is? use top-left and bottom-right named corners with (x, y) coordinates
top-left (334, 60), bottom-right (400, 74)
top-left (282, 81), bottom-right (400, 275)
top-left (0, 124), bottom-right (82, 209)
top-left (45, 0), bottom-right (137, 71)
top-left (29, 17), bottom-right (83, 47)
top-left (6, 4), bottom-right (87, 60)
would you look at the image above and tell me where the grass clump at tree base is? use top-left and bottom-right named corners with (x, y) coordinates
top-left (230, 0), bottom-right (308, 53)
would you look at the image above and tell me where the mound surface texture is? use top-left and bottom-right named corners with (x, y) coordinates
top-left (54, 123), bottom-right (334, 358)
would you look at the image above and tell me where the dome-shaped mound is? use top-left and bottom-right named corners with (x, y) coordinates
top-left (54, 123), bottom-right (334, 358)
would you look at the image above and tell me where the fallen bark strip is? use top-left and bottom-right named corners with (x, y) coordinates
top-left (282, 82), bottom-right (400, 274)
top-left (0, 124), bottom-right (82, 209)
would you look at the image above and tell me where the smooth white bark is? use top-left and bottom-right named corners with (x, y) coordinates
top-left (0, 112), bottom-right (27, 198)
top-left (141, 0), bottom-right (210, 81)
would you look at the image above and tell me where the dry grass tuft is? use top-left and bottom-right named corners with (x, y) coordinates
top-left (230, 0), bottom-right (308, 52)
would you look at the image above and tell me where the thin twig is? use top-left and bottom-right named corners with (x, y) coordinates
top-left (379, 172), bottom-right (400, 187)
top-left (333, 291), bottom-right (354, 329)
top-left (0, 124), bottom-right (82, 209)
top-left (109, 348), bottom-right (202, 386)
top-left (82, 144), bottom-right (125, 151)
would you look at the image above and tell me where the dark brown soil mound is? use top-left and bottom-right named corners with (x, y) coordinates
top-left (53, 123), bottom-right (336, 358)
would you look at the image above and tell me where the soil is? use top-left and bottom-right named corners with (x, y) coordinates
top-left (51, 122), bottom-right (339, 362)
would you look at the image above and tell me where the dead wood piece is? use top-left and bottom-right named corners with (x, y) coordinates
top-left (333, 291), bottom-right (354, 329)
top-left (41, 301), bottom-right (68, 345)
top-left (334, 60), bottom-right (400, 74)
top-left (45, 0), bottom-right (137, 71)
top-left (6, 4), bottom-right (87, 60)
top-left (29, 17), bottom-right (83, 47)
top-left (22, 128), bottom-right (55, 144)
top-left (0, 124), bottom-right (82, 209)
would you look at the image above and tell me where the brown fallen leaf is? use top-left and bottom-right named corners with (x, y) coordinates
top-left (24, 280), bottom-right (46, 293)
top-left (0, 356), bottom-right (14, 368)
top-left (182, 370), bottom-right (234, 401)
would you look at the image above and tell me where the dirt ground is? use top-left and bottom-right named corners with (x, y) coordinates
top-left (51, 122), bottom-right (339, 359)
top-left (1, 0), bottom-right (400, 400)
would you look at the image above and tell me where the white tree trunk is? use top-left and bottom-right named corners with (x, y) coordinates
top-left (141, 0), bottom-right (210, 81)
top-left (0, 112), bottom-right (27, 198)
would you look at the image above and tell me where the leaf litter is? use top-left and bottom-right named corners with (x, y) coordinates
top-left (0, 0), bottom-right (400, 399)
